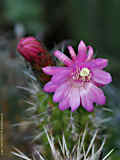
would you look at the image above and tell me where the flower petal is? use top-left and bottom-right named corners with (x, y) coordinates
top-left (86, 46), bottom-right (94, 61)
top-left (89, 83), bottom-right (106, 105)
top-left (53, 81), bottom-right (70, 102)
top-left (68, 87), bottom-right (80, 112)
top-left (54, 50), bottom-right (73, 66)
top-left (93, 58), bottom-right (108, 69)
top-left (59, 98), bottom-right (69, 111)
top-left (80, 90), bottom-right (94, 112)
top-left (43, 81), bottom-right (58, 93)
top-left (51, 69), bottom-right (70, 84)
top-left (42, 66), bottom-right (68, 75)
top-left (77, 41), bottom-right (87, 62)
top-left (67, 46), bottom-right (76, 60)
top-left (92, 69), bottom-right (112, 85)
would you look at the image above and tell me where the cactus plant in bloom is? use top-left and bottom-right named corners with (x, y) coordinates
top-left (42, 41), bottom-right (112, 112)
top-left (16, 38), bottom-right (113, 159)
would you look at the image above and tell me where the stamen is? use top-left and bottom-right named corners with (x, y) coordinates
top-left (80, 68), bottom-right (90, 77)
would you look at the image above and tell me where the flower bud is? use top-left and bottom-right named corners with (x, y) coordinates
top-left (17, 37), bottom-right (54, 85)
top-left (17, 37), bottom-right (47, 63)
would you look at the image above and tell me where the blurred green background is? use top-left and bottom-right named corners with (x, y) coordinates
top-left (0, 0), bottom-right (120, 159)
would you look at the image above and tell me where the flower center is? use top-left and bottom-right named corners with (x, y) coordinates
top-left (80, 68), bottom-right (90, 77)
top-left (72, 67), bottom-right (91, 81)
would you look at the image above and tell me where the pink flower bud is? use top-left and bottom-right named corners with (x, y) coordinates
top-left (17, 37), bottom-right (47, 63)
top-left (17, 36), bottom-right (55, 85)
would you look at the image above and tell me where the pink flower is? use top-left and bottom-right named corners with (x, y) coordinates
top-left (17, 37), bottom-right (47, 63)
top-left (42, 41), bottom-right (112, 112)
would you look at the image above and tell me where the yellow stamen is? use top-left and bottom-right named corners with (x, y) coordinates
top-left (80, 68), bottom-right (90, 77)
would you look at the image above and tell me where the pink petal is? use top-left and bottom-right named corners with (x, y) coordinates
top-left (67, 46), bottom-right (76, 60)
top-left (53, 81), bottom-right (70, 102)
top-left (54, 50), bottom-right (73, 66)
top-left (42, 66), bottom-right (68, 75)
top-left (43, 81), bottom-right (58, 93)
top-left (25, 47), bottom-right (39, 53)
top-left (59, 98), bottom-right (69, 111)
top-left (51, 69), bottom-right (70, 84)
top-left (93, 58), bottom-right (108, 69)
top-left (77, 41), bottom-right (87, 62)
top-left (89, 83), bottom-right (106, 105)
top-left (86, 46), bottom-right (94, 61)
top-left (80, 90), bottom-right (94, 112)
top-left (68, 87), bottom-right (80, 112)
top-left (92, 69), bottom-right (112, 85)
